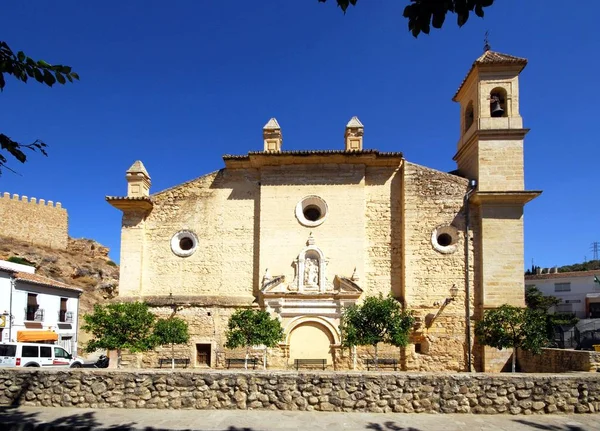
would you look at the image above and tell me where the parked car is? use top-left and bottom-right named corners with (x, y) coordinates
top-left (0, 342), bottom-right (84, 368)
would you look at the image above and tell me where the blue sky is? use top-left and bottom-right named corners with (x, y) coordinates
top-left (1, 0), bottom-right (598, 267)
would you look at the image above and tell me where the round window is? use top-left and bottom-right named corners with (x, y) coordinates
top-left (431, 225), bottom-right (459, 254)
top-left (170, 230), bottom-right (198, 257)
top-left (295, 196), bottom-right (328, 227)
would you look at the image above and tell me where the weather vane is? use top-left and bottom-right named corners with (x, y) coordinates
top-left (484, 30), bottom-right (491, 52)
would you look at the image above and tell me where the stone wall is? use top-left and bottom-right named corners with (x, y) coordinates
top-left (1, 369), bottom-right (599, 414)
top-left (0, 193), bottom-right (68, 250)
top-left (518, 348), bottom-right (600, 373)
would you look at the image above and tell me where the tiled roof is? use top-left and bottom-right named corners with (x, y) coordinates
top-left (223, 149), bottom-right (403, 160)
top-left (525, 270), bottom-right (600, 281)
top-left (14, 272), bottom-right (82, 292)
top-left (453, 50), bottom-right (528, 101)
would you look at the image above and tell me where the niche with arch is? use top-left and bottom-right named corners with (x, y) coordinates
top-left (490, 87), bottom-right (508, 118)
top-left (464, 101), bottom-right (474, 132)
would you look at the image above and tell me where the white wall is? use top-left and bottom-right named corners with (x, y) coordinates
top-left (526, 273), bottom-right (600, 318)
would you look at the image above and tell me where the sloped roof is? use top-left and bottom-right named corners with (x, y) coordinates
top-left (453, 50), bottom-right (528, 101)
top-left (346, 116), bottom-right (364, 128)
top-left (223, 149), bottom-right (403, 160)
top-left (14, 272), bottom-right (82, 293)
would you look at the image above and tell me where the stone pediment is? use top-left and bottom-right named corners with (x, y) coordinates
top-left (261, 274), bottom-right (362, 298)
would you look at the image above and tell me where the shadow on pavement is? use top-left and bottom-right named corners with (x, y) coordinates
top-left (513, 419), bottom-right (586, 431)
top-left (0, 407), bottom-right (261, 431)
top-left (366, 421), bottom-right (421, 431)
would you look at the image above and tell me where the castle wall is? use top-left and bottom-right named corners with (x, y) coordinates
top-left (0, 192), bottom-right (68, 250)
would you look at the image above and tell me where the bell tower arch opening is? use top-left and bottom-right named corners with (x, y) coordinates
top-left (489, 87), bottom-right (508, 118)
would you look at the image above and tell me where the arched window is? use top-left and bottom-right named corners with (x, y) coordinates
top-left (464, 101), bottom-right (474, 132)
top-left (490, 87), bottom-right (508, 118)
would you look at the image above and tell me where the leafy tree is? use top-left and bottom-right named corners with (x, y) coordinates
top-left (225, 309), bottom-right (284, 369)
top-left (81, 302), bottom-right (157, 368)
top-left (319, 0), bottom-right (495, 37)
top-left (525, 286), bottom-right (560, 312)
top-left (153, 317), bottom-right (190, 370)
top-left (339, 293), bottom-right (415, 370)
top-left (475, 304), bottom-right (549, 372)
top-left (0, 40), bottom-right (79, 175)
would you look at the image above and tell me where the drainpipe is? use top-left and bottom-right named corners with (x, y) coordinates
top-left (464, 179), bottom-right (477, 372)
top-left (8, 277), bottom-right (15, 342)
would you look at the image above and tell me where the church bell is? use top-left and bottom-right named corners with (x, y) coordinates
top-left (490, 96), bottom-right (504, 118)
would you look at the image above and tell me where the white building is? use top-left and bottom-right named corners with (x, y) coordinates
top-left (0, 260), bottom-right (82, 354)
top-left (525, 269), bottom-right (600, 319)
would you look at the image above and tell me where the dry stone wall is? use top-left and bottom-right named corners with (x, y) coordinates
top-left (0, 193), bottom-right (68, 250)
top-left (1, 369), bottom-right (599, 414)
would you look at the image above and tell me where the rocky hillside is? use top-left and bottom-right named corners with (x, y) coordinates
top-left (0, 235), bottom-right (119, 346)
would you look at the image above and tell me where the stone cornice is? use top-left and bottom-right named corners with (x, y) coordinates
top-left (105, 196), bottom-right (153, 212)
top-left (470, 190), bottom-right (542, 205)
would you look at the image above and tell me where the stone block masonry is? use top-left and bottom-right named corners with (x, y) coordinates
top-left (0, 192), bottom-right (68, 250)
top-left (1, 369), bottom-right (599, 414)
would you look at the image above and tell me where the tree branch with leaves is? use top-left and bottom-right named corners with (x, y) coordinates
top-left (0, 40), bottom-right (79, 175)
top-left (339, 294), bottom-right (415, 370)
top-left (319, 0), bottom-right (495, 37)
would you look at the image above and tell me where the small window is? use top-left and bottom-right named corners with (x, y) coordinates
top-left (40, 346), bottom-right (52, 358)
top-left (554, 282), bottom-right (571, 292)
top-left (170, 230), bottom-right (199, 257)
top-left (414, 343), bottom-right (422, 354)
top-left (431, 225), bottom-right (459, 254)
top-left (555, 303), bottom-right (573, 313)
top-left (0, 345), bottom-right (16, 357)
top-left (59, 298), bottom-right (68, 322)
top-left (295, 196), bottom-right (328, 227)
top-left (22, 346), bottom-right (38, 357)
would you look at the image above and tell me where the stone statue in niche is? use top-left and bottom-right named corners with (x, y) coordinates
top-left (304, 257), bottom-right (319, 286)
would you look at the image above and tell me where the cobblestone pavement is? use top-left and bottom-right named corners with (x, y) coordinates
top-left (1, 407), bottom-right (599, 431)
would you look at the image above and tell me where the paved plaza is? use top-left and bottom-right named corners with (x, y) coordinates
top-left (1, 407), bottom-right (599, 431)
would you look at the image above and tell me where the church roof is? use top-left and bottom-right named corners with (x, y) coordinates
top-left (453, 50), bottom-right (528, 101)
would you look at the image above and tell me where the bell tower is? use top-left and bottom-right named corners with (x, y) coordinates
top-left (453, 48), bottom-right (542, 372)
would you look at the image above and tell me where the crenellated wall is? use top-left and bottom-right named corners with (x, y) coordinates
top-left (0, 192), bottom-right (68, 250)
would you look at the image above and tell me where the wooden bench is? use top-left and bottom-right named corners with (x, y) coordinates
top-left (227, 358), bottom-right (258, 369)
top-left (294, 359), bottom-right (326, 370)
top-left (365, 358), bottom-right (398, 371)
top-left (158, 358), bottom-right (190, 368)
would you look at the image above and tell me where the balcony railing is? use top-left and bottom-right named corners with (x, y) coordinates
top-left (25, 308), bottom-right (44, 322)
top-left (58, 311), bottom-right (74, 323)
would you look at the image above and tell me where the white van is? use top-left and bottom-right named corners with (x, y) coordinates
top-left (0, 342), bottom-right (84, 368)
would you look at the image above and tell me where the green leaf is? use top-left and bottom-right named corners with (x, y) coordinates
top-left (42, 69), bottom-right (56, 86)
top-left (33, 68), bottom-right (44, 83)
top-left (70, 72), bottom-right (80, 80)
top-left (55, 72), bottom-right (66, 85)
top-left (37, 59), bottom-right (51, 68)
top-left (17, 51), bottom-right (25, 62)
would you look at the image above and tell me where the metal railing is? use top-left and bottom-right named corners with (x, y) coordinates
top-left (24, 307), bottom-right (44, 322)
top-left (58, 311), bottom-right (74, 323)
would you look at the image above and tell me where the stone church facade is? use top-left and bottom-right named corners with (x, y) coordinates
top-left (107, 49), bottom-right (541, 372)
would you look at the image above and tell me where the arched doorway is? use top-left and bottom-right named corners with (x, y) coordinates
top-left (289, 321), bottom-right (334, 366)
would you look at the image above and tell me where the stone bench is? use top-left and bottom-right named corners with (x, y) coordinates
top-left (158, 358), bottom-right (190, 368)
top-left (365, 358), bottom-right (398, 371)
top-left (227, 358), bottom-right (257, 369)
